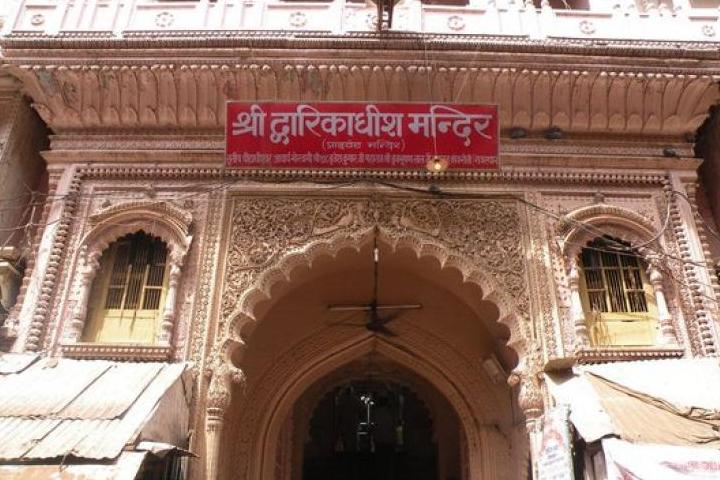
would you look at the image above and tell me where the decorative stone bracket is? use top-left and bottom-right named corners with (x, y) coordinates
top-left (508, 364), bottom-right (544, 432)
top-left (204, 339), bottom-right (246, 480)
top-left (5, 61), bottom-right (717, 139)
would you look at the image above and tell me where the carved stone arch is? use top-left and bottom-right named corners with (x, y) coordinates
top-left (225, 329), bottom-right (523, 480)
top-left (224, 226), bottom-right (528, 373)
top-left (65, 200), bottom-right (193, 345)
top-left (84, 200), bottom-right (193, 263)
top-left (206, 196), bottom-right (537, 480)
top-left (276, 347), bottom-right (457, 480)
top-left (557, 203), bottom-right (663, 260)
top-left (557, 203), bottom-right (679, 348)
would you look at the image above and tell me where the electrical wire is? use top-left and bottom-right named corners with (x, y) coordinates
top-left (3, 172), bottom-right (719, 326)
top-left (3, 175), bottom-right (720, 277)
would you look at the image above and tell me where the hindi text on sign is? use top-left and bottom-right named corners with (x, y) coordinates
top-left (226, 102), bottom-right (499, 170)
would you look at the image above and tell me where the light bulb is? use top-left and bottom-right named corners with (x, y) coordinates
top-left (426, 156), bottom-right (448, 173)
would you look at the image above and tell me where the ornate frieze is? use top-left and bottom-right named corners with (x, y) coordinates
top-left (576, 346), bottom-right (684, 364)
top-left (6, 62), bottom-right (717, 139)
top-left (219, 196), bottom-right (531, 364)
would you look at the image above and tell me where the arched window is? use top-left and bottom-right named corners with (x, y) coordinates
top-left (82, 232), bottom-right (169, 344)
top-left (578, 237), bottom-right (658, 346)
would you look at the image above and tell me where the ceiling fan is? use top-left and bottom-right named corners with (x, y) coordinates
top-left (327, 226), bottom-right (421, 336)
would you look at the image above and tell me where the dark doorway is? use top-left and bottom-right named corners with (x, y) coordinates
top-left (302, 380), bottom-right (438, 480)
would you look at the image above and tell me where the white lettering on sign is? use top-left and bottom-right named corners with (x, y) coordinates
top-left (232, 104), bottom-right (495, 146)
top-left (408, 105), bottom-right (494, 146)
top-left (231, 104), bottom-right (266, 137)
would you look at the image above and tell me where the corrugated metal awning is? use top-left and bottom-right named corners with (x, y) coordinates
top-left (546, 358), bottom-right (720, 447)
top-left (0, 355), bottom-right (190, 462)
top-left (0, 451), bottom-right (146, 480)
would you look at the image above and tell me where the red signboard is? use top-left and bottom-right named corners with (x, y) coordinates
top-left (225, 102), bottom-right (499, 170)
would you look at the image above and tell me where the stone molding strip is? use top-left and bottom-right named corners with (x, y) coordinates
top-left (61, 342), bottom-right (172, 361)
top-left (576, 346), bottom-right (685, 364)
top-left (3, 32), bottom-right (720, 59)
top-left (76, 165), bottom-right (669, 186)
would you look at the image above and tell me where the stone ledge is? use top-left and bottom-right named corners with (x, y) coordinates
top-left (576, 346), bottom-right (685, 364)
top-left (61, 342), bottom-right (172, 362)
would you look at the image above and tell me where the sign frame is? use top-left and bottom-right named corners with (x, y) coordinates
top-left (224, 100), bottom-right (501, 172)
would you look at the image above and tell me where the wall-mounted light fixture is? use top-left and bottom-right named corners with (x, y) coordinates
top-left (509, 127), bottom-right (527, 139)
top-left (544, 126), bottom-right (564, 140)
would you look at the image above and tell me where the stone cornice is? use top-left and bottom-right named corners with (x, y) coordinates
top-left (64, 164), bottom-right (669, 186)
top-left (61, 342), bottom-right (172, 361)
top-left (6, 60), bottom-right (717, 137)
top-left (40, 149), bottom-right (701, 172)
top-left (575, 346), bottom-right (685, 364)
top-left (2, 32), bottom-right (720, 61)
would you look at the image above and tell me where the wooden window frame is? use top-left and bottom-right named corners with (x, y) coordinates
top-left (578, 238), bottom-right (658, 347)
top-left (82, 233), bottom-right (170, 345)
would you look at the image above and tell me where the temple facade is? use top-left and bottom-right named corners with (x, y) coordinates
top-left (1, 1), bottom-right (720, 479)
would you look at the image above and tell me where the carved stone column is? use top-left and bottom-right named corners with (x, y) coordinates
top-left (205, 354), bottom-right (245, 480)
top-left (647, 259), bottom-right (677, 345)
top-left (159, 256), bottom-right (183, 344)
top-left (568, 258), bottom-right (590, 349)
top-left (68, 248), bottom-right (101, 341)
top-left (509, 363), bottom-right (544, 480)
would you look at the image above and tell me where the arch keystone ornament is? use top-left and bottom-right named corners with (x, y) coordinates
top-left (63, 200), bottom-right (193, 346)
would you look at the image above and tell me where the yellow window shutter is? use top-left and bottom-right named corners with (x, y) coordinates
top-left (83, 233), bottom-right (169, 344)
top-left (578, 238), bottom-right (658, 347)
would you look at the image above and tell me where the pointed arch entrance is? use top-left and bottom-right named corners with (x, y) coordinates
top-left (299, 373), bottom-right (452, 480)
top-left (215, 238), bottom-right (533, 480)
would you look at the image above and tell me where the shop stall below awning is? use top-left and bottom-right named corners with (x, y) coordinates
top-left (0, 353), bottom-right (192, 480)
top-left (545, 358), bottom-right (720, 479)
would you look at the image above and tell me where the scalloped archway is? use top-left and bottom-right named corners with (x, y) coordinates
top-left (82, 200), bottom-right (193, 261)
top-left (558, 203), bottom-right (663, 259)
top-left (216, 231), bottom-right (533, 480)
top-left (218, 196), bottom-right (532, 374)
